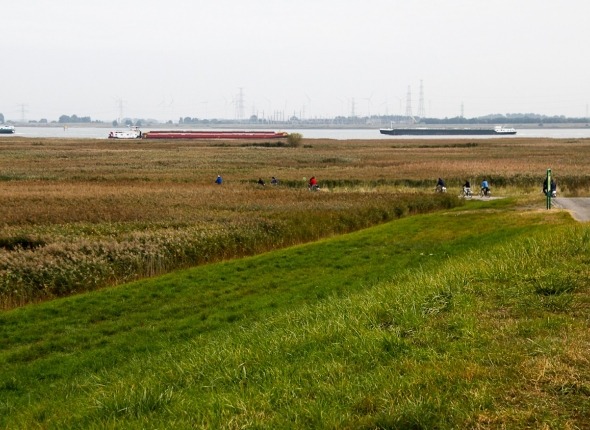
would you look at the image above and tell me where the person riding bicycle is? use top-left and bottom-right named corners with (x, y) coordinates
top-left (436, 177), bottom-right (447, 193)
top-left (308, 176), bottom-right (319, 191)
top-left (463, 180), bottom-right (472, 196)
top-left (543, 178), bottom-right (557, 197)
top-left (481, 178), bottom-right (490, 196)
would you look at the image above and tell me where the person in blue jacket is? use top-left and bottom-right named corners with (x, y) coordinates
top-left (481, 178), bottom-right (490, 196)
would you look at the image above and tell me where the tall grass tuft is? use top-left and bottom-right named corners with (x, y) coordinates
top-left (286, 132), bottom-right (303, 147)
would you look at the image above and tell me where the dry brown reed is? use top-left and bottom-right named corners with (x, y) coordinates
top-left (2, 136), bottom-right (590, 184)
top-left (1, 135), bottom-right (589, 309)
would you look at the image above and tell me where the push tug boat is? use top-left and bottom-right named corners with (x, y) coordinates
top-left (108, 126), bottom-right (142, 139)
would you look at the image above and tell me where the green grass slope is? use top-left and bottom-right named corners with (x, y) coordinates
top-left (1, 199), bottom-right (589, 429)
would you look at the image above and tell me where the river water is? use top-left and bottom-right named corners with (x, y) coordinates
top-left (5, 126), bottom-right (590, 140)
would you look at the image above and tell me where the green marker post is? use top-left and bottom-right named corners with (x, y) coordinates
top-left (546, 168), bottom-right (552, 210)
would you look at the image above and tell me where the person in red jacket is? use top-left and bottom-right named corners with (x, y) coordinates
top-left (308, 176), bottom-right (319, 190)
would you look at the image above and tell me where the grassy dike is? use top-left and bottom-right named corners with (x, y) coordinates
top-left (1, 198), bottom-right (589, 429)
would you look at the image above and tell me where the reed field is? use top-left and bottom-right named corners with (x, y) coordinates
top-left (1, 135), bottom-right (590, 428)
top-left (0, 136), bottom-right (471, 309)
top-left (1, 135), bottom-right (589, 308)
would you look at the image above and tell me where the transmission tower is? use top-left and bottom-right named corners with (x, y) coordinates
top-left (461, 102), bottom-right (464, 118)
top-left (115, 97), bottom-right (125, 124)
top-left (235, 88), bottom-right (245, 121)
top-left (417, 80), bottom-right (425, 118)
top-left (18, 103), bottom-right (28, 123)
top-left (405, 86), bottom-right (413, 119)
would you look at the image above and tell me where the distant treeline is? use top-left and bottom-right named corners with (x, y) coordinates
top-left (420, 114), bottom-right (590, 125)
top-left (58, 114), bottom-right (93, 123)
top-left (3, 112), bottom-right (588, 126)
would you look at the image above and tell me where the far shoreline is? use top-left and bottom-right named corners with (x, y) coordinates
top-left (6, 122), bottom-right (590, 130)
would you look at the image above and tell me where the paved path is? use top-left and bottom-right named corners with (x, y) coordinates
top-left (552, 198), bottom-right (590, 222)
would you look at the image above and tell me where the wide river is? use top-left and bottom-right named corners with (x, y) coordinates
top-left (5, 126), bottom-right (590, 140)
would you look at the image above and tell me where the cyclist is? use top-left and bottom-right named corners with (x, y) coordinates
top-left (462, 180), bottom-right (472, 197)
top-left (435, 177), bottom-right (447, 193)
top-left (481, 178), bottom-right (490, 196)
top-left (308, 176), bottom-right (319, 191)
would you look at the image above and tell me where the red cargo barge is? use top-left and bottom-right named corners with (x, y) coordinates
top-left (142, 130), bottom-right (289, 139)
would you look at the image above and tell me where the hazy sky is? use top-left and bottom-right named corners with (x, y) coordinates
top-left (2, 0), bottom-right (589, 122)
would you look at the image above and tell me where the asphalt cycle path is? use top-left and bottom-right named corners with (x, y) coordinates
top-left (552, 198), bottom-right (590, 222)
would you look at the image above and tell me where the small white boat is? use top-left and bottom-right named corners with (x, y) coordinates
top-left (108, 126), bottom-right (142, 139)
top-left (0, 125), bottom-right (16, 134)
